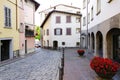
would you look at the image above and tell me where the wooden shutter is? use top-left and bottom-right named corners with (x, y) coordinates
top-left (54, 29), bottom-right (56, 35)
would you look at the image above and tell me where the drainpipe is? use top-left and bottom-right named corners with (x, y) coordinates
top-left (16, 0), bottom-right (18, 30)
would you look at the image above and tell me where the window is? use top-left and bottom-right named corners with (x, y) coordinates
top-left (56, 16), bottom-right (61, 23)
top-left (62, 42), bottom-right (65, 46)
top-left (76, 17), bottom-right (80, 23)
top-left (88, 13), bottom-right (90, 23)
top-left (47, 29), bottom-right (49, 35)
top-left (66, 28), bottom-right (71, 35)
top-left (83, 17), bottom-right (86, 26)
top-left (97, 0), bottom-right (101, 15)
top-left (76, 28), bottom-right (80, 33)
top-left (83, 0), bottom-right (86, 9)
top-left (4, 7), bottom-right (11, 27)
top-left (91, 7), bottom-right (94, 21)
top-left (44, 30), bottom-right (45, 35)
top-left (66, 16), bottom-right (71, 23)
top-left (76, 42), bottom-right (80, 46)
top-left (54, 28), bottom-right (62, 35)
top-left (107, 0), bottom-right (112, 3)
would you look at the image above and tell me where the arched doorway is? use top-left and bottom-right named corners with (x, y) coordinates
top-left (96, 31), bottom-right (103, 57)
top-left (53, 41), bottom-right (58, 49)
top-left (91, 32), bottom-right (95, 52)
top-left (106, 28), bottom-right (120, 62)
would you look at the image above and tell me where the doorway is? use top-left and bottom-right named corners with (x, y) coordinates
top-left (1, 40), bottom-right (10, 61)
top-left (53, 41), bottom-right (58, 49)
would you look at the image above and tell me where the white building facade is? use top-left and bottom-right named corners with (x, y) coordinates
top-left (40, 5), bottom-right (82, 49)
top-left (81, 0), bottom-right (120, 62)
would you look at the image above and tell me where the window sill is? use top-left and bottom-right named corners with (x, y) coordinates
top-left (4, 27), bottom-right (12, 29)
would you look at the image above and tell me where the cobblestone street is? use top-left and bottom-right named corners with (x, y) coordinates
top-left (0, 48), bottom-right (62, 80)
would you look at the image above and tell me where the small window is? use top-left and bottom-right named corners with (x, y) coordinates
top-left (44, 30), bottom-right (45, 35)
top-left (91, 7), bottom-right (94, 21)
top-left (4, 7), bottom-right (11, 27)
top-left (66, 28), bottom-right (71, 35)
top-left (83, 17), bottom-right (86, 26)
top-left (76, 28), bottom-right (80, 33)
top-left (62, 42), bottom-right (65, 46)
top-left (56, 16), bottom-right (61, 23)
top-left (76, 42), bottom-right (80, 46)
top-left (47, 29), bottom-right (49, 35)
top-left (54, 28), bottom-right (62, 35)
top-left (66, 16), bottom-right (71, 23)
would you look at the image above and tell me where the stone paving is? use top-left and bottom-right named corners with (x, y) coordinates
top-left (0, 48), bottom-right (62, 80)
top-left (63, 48), bottom-right (120, 80)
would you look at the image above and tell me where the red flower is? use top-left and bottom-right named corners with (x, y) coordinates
top-left (90, 56), bottom-right (120, 74)
top-left (77, 50), bottom-right (85, 54)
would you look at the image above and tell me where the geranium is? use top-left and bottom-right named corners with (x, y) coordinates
top-left (77, 50), bottom-right (85, 54)
top-left (90, 56), bottom-right (120, 74)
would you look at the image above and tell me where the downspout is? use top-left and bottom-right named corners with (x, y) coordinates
top-left (16, 0), bottom-right (18, 30)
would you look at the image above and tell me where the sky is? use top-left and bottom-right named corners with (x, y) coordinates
top-left (35, 0), bottom-right (82, 26)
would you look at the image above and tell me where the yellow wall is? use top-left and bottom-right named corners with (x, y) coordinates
top-left (0, 0), bottom-right (19, 51)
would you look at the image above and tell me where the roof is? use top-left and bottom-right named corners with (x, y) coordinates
top-left (40, 10), bottom-right (82, 28)
top-left (39, 4), bottom-right (80, 13)
top-left (30, 0), bottom-right (40, 10)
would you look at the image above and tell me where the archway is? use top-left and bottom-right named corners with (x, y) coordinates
top-left (96, 31), bottom-right (103, 57)
top-left (106, 28), bottom-right (120, 62)
top-left (53, 41), bottom-right (58, 49)
top-left (91, 32), bottom-right (95, 52)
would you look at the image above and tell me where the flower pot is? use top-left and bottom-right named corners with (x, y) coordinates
top-left (96, 72), bottom-right (116, 79)
top-left (78, 52), bottom-right (84, 56)
top-left (77, 50), bottom-right (85, 56)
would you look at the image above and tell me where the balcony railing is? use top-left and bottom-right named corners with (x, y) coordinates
top-left (25, 29), bottom-right (34, 37)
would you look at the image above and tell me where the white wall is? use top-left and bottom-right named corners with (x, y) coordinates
top-left (43, 12), bottom-right (80, 47)
top-left (81, 0), bottom-right (120, 30)
top-left (24, 0), bottom-right (35, 25)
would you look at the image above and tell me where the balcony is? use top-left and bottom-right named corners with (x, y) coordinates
top-left (25, 29), bottom-right (34, 37)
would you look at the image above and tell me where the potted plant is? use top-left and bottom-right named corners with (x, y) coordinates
top-left (90, 56), bottom-right (120, 79)
top-left (77, 49), bottom-right (85, 56)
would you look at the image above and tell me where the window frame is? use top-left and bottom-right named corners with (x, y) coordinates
top-left (66, 28), bottom-right (71, 35)
top-left (4, 7), bottom-right (11, 28)
top-left (56, 16), bottom-right (61, 23)
top-left (66, 16), bottom-right (71, 23)
top-left (54, 28), bottom-right (62, 35)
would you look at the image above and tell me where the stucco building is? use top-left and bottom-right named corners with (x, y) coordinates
top-left (0, 0), bottom-right (39, 62)
top-left (40, 4), bottom-right (82, 49)
top-left (81, 0), bottom-right (120, 62)
top-left (0, 0), bottom-right (19, 61)
top-left (20, 0), bottom-right (39, 56)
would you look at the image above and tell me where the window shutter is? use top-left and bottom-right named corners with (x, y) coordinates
top-left (4, 7), bottom-right (7, 26)
top-left (9, 9), bottom-right (11, 27)
top-left (60, 29), bottom-right (62, 35)
top-left (54, 29), bottom-right (56, 35)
